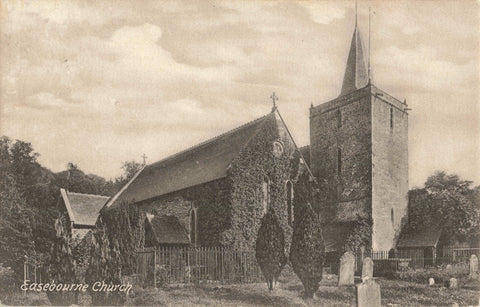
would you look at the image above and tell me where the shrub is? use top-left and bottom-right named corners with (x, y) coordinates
top-left (290, 202), bottom-right (324, 298)
top-left (255, 209), bottom-right (287, 290)
top-left (46, 217), bottom-right (78, 305)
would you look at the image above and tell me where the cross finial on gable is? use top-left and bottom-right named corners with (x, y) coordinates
top-left (142, 153), bottom-right (147, 165)
top-left (270, 92), bottom-right (278, 111)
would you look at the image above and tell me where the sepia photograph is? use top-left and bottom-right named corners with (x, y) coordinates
top-left (0, 0), bottom-right (478, 305)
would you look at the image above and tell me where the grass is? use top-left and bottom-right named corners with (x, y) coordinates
top-left (125, 273), bottom-right (480, 306)
top-left (2, 268), bottom-right (478, 306)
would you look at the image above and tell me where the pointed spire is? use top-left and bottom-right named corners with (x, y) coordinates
top-left (340, 22), bottom-right (369, 96)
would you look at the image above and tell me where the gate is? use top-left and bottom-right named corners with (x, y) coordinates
top-left (136, 248), bottom-right (155, 286)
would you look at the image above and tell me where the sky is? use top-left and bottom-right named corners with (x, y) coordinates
top-left (0, 0), bottom-right (478, 188)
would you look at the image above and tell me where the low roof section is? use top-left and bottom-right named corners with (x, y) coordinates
top-left (397, 224), bottom-right (443, 249)
top-left (60, 188), bottom-right (109, 227)
top-left (145, 214), bottom-right (190, 245)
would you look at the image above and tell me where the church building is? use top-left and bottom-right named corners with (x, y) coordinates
top-left (105, 18), bottom-right (408, 255)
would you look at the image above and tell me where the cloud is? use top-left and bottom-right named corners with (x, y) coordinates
top-left (23, 92), bottom-right (71, 109)
top-left (0, 0), bottom-right (478, 186)
top-left (298, 1), bottom-right (346, 25)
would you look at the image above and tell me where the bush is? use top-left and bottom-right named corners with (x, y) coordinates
top-left (290, 202), bottom-right (324, 298)
top-left (255, 209), bottom-right (287, 290)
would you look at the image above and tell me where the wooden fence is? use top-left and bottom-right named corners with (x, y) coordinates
top-left (136, 247), bottom-right (263, 287)
top-left (442, 247), bottom-right (480, 264)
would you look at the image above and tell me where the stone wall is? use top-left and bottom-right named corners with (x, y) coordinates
top-left (371, 86), bottom-right (408, 251)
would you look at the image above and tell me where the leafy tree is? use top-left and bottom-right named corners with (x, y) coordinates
top-left (255, 209), bottom-right (287, 291)
top-left (290, 172), bottom-right (325, 298)
top-left (0, 137), bottom-right (34, 281)
top-left (407, 171), bottom-right (480, 244)
top-left (115, 160), bottom-right (143, 186)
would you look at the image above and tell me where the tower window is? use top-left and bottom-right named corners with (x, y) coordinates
top-left (286, 181), bottom-right (294, 226)
top-left (391, 208), bottom-right (394, 224)
top-left (337, 148), bottom-right (342, 175)
top-left (262, 176), bottom-right (271, 215)
top-left (190, 208), bottom-right (197, 245)
top-left (390, 108), bottom-right (394, 130)
top-left (336, 109), bottom-right (342, 128)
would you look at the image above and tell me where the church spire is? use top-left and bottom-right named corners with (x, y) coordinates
top-left (339, 18), bottom-right (369, 96)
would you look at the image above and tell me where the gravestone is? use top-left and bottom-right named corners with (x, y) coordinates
top-left (338, 252), bottom-right (355, 286)
top-left (428, 278), bottom-right (435, 286)
top-left (356, 278), bottom-right (381, 307)
top-left (448, 278), bottom-right (458, 289)
top-left (445, 264), bottom-right (452, 271)
top-left (469, 254), bottom-right (478, 277)
top-left (361, 257), bottom-right (374, 281)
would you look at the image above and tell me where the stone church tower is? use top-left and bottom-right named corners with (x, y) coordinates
top-left (309, 21), bottom-right (409, 252)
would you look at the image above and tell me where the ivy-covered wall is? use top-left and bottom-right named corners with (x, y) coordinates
top-left (227, 112), bottom-right (300, 251)
top-left (310, 87), bottom-right (373, 253)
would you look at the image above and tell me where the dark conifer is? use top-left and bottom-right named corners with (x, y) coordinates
top-left (255, 209), bottom-right (287, 291)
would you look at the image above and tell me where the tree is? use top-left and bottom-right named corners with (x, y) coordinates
top-left (290, 172), bottom-right (325, 298)
top-left (407, 171), bottom-right (480, 244)
top-left (255, 209), bottom-right (287, 291)
top-left (86, 221), bottom-right (126, 306)
top-left (0, 137), bottom-right (34, 281)
top-left (46, 216), bottom-right (78, 305)
top-left (115, 160), bottom-right (143, 186)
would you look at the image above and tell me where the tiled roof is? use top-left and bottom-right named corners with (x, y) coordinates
top-left (397, 225), bottom-right (442, 248)
top-left (146, 214), bottom-right (190, 245)
top-left (60, 189), bottom-right (109, 226)
top-left (108, 113), bottom-right (273, 205)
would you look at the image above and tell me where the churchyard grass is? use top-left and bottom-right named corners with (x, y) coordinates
top-left (125, 271), bottom-right (479, 306)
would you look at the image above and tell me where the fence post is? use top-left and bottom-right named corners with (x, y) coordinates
top-left (153, 248), bottom-right (157, 288)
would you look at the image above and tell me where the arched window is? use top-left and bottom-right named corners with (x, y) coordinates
top-left (262, 176), bottom-right (270, 215)
top-left (190, 208), bottom-right (197, 245)
top-left (286, 181), bottom-right (294, 226)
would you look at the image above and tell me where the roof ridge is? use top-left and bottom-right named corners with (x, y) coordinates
top-left (66, 191), bottom-right (110, 198)
top-left (147, 112), bottom-right (272, 169)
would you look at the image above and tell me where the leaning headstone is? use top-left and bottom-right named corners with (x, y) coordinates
top-left (469, 254), bottom-right (478, 277)
top-left (428, 278), bottom-right (435, 286)
top-left (362, 257), bottom-right (374, 281)
top-left (338, 252), bottom-right (355, 286)
top-left (448, 278), bottom-right (458, 289)
top-left (356, 278), bottom-right (381, 307)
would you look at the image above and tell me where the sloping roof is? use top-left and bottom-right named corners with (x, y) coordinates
top-left (340, 25), bottom-right (369, 96)
top-left (397, 225), bottom-right (442, 248)
top-left (60, 189), bottom-right (109, 226)
top-left (299, 145), bottom-right (310, 167)
top-left (322, 223), bottom-right (353, 252)
top-left (108, 113), bottom-right (273, 206)
top-left (146, 214), bottom-right (190, 245)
